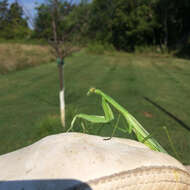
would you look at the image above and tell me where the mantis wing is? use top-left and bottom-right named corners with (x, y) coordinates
top-left (125, 114), bottom-right (167, 153)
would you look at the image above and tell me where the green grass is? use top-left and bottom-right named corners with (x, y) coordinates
top-left (0, 49), bottom-right (190, 164)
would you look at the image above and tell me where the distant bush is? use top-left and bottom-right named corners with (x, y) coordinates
top-left (87, 41), bottom-right (105, 54)
top-left (104, 42), bottom-right (116, 53)
top-left (135, 45), bottom-right (157, 54)
top-left (134, 45), bottom-right (172, 55)
top-left (35, 115), bottom-right (63, 139)
top-left (86, 41), bottom-right (115, 54)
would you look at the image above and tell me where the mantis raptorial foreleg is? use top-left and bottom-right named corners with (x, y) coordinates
top-left (67, 96), bottom-right (114, 132)
top-left (68, 88), bottom-right (167, 153)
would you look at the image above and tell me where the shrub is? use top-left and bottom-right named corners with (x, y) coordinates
top-left (87, 41), bottom-right (105, 54)
top-left (134, 45), bottom-right (172, 55)
top-left (86, 41), bottom-right (115, 54)
top-left (103, 42), bottom-right (116, 52)
top-left (135, 45), bottom-right (156, 54)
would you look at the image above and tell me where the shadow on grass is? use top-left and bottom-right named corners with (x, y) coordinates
top-left (0, 179), bottom-right (92, 190)
top-left (144, 97), bottom-right (190, 132)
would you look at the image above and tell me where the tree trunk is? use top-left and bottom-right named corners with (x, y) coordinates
top-left (163, 7), bottom-right (168, 49)
top-left (59, 88), bottom-right (65, 128)
top-left (51, 0), bottom-right (66, 128)
top-left (58, 61), bottom-right (65, 128)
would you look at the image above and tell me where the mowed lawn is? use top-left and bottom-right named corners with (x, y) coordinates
top-left (0, 50), bottom-right (190, 164)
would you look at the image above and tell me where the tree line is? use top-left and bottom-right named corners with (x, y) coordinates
top-left (0, 0), bottom-right (30, 39)
top-left (0, 0), bottom-right (189, 53)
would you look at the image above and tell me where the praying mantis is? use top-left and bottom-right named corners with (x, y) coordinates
top-left (67, 88), bottom-right (167, 153)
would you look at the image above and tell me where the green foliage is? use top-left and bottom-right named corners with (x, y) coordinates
top-left (33, 1), bottom-right (76, 40)
top-left (0, 1), bottom-right (30, 40)
top-left (87, 42), bottom-right (105, 54)
top-left (88, 0), bottom-right (114, 43)
top-left (35, 115), bottom-right (63, 140)
top-left (33, 3), bottom-right (54, 39)
top-left (104, 42), bottom-right (116, 52)
top-left (86, 41), bottom-right (115, 54)
top-left (0, 0), bottom-right (190, 54)
top-left (83, 0), bottom-right (159, 51)
top-left (64, 1), bottom-right (91, 41)
top-left (0, 0), bottom-right (8, 30)
top-left (112, 0), bottom-right (157, 50)
top-left (134, 45), bottom-right (164, 54)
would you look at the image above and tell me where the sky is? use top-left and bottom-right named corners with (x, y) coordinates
top-left (8, 0), bottom-right (45, 18)
top-left (8, 0), bottom-right (46, 28)
top-left (8, 0), bottom-right (80, 17)
top-left (8, 0), bottom-right (80, 28)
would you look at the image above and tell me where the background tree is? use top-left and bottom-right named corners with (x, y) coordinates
top-left (34, 4), bottom-right (52, 39)
top-left (113, 0), bottom-right (157, 50)
top-left (88, 0), bottom-right (114, 43)
top-left (65, 0), bottom-right (90, 44)
top-left (87, 0), bottom-right (158, 51)
top-left (1, 0), bottom-right (189, 55)
top-left (0, 0), bottom-right (30, 39)
top-left (0, 0), bottom-right (8, 38)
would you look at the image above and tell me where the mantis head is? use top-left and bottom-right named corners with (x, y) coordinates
top-left (87, 87), bottom-right (96, 96)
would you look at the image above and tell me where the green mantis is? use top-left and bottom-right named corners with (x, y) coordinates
top-left (67, 88), bottom-right (167, 153)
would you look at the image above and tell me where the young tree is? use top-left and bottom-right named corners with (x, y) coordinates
top-left (48, 0), bottom-right (80, 127)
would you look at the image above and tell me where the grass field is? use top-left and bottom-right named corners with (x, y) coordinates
top-left (0, 47), bottom-right (190, 164)
top-left (0, 43), bottom-right (53, 74)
